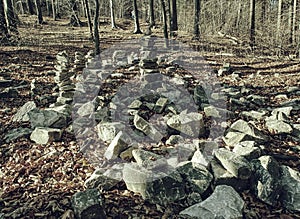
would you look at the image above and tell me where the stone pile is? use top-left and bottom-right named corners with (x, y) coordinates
top-left (53, 51), bottom-right (75, 105)
top-left (0, 68), bottom-right (18, 98)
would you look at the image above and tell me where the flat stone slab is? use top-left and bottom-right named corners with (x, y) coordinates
top-left (12, 101), bottom-right (37, 122)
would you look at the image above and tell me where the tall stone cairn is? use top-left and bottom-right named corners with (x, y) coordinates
top-left (54, 51), bottom-right (75, 105)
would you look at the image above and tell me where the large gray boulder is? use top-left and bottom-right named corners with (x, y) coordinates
top-left (279, 165), bottom-right (300, 212)
top-left (84, 164), bottom-right (124, 190)
top-left (122, 163), bottom-right (186, 205)
top-left (176, 161), bottom-right (213, 194)
top-left (167, 112), bottom-right (205, 137)
top-left (223, 119), bottom-right (268, 146)
top-left (179, 185), bottom-right (244, 219)
top-left (133, 114), bottom-right (163, 142)
top-left (214, 148), bottom-right (252, 180)
top-left (71, 189), bottom-right (106, 219)
top-left (250, 156), bottom-right (281, 206)
top-left (28, 108), bottom-right (67, 128)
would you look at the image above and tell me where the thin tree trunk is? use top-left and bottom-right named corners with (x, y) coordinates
top-left (194, 0), bottom-right (200, 39)
top-left (171, 0), bottom-right (177, 31)
top-left (51, 0), bottom-right (56, 20)
top-left (94, 0), bottom-right (100, 55)
top-left (35, 0), bottom-right (43, 24)
top-left (276, 0), bottom-right (282, 44)
top-left (292, 0), bottom-right (297, 44)
top-left (249, 0), bottom-right (255, 49)
top-left (160, 0), bottom-right (168, 39)
top-left (27, 0), bottom-right (34, 15)
top-left (149, 0), bottom-right (155, 27)
top-left (235, 0), bottom-right (242, 31)
top-left (261, 0), bottom-right (266, 26)
top-left (0, 0), bottom-right (9, 41)
top-left (110, 0), bottom-right (117, 28)
top-left (288, 0), bottom-right (293, 45)
top-left (133, 0), bottom-right (142, 34)
top-left (167, 0), bottom-right (171, 37)
top-left (4, 0), bottom-right (18, 33)
top-left (84, 0), bottom-right (93, 39)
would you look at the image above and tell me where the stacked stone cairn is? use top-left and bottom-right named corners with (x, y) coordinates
top-left (53, 51), bottom-right (75, 105)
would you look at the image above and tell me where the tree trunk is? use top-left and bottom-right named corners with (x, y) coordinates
top-left (235, 0), bottom-right (242, 31)
top-left (133, 0), bottom-right (142, 34)
top-left (84, 0), bottom-right (93, 39)
top-left (94, 0), bottom-right (100, 55)
top-left (171, 0), bottom-right (177, 31)
top-left (0, 0), bottom-right (9, 41)
top-left (261, 0), bottom-right (266, 26)
top-left (194, 0), bottom-right (200, 39)
top-left (110, 0), bottom-right (117, 28)
top-left (27, 0), bottom-right (34, 15)
top-left (4, 0), bottom-right (18, 34)
top-left (292, 0), bottom-right (297, 44)
top-left (69, 0), bottom-right (82, 26)
top-left (288, 0), bottom-right (293, 45)
top-left (160, 0), bottom-right (168, 39)
top-left (276, 0), bottom-right (282, 45)
top-left (46, 0), bottom-right (50, 16)
top-left (167, 0), bottom-right (171, 37)
top-left (51, 0), bottom-right (56, 20)
top-left (35, 0), bottom-right (43, 24)
top-left (249, 0), bottom-right (255, 49)
top-left (149, 0), bottom-right (155, 27)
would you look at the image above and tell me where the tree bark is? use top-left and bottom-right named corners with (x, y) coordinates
top-left (276, 0), bottom-right (282, 44)
top-left (160, 0), bottom-right (168, 39)
top-left (27, 0), bottom-right (34, 15)
top-left (171, 0), bottom-right (177, 31)
top-left (0, 0), bottom-right (9, 41)
top-left (194, 0), bottom-right (200, 39)
top-left (149, 0), bottom-right (155, 27)
top-left (110, 0), bottom-right (117, 28)
top-left (84, 0), bottom-right (93, 39)
top-left (133, 0), bottom-right (142, 34)
top-left (288, 0), bottom-right (293, 45)
top-left (94, 0), bottom-right (100, 55)
top-left (51, 0), bottom-right (56, 20)
top-left (35, 0), bottom-right (43, 24)
top-left (4, 0), bottom-right (18, 34)
top-left (292, 0), bottom-right (297, 44)
top-left (249, 0), bottom-right (255, 49)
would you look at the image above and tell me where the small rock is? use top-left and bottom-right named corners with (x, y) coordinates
top-left (12, 101), bottom-right (37, 122)
top-left (71, 189), bottom-right (106, 219)
top-left (104, 131), bottom-right (129, 160)
top-left (30, 127), bottom-right (62, 144)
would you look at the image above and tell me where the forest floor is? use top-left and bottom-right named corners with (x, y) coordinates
top-left (0, 15), bottom-right (300, 218)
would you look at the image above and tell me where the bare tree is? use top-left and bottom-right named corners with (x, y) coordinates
top-left (69, 0), bottom-right (82, 26)
top-left (149, 0), bottom-right (155, 27)
top-left (35, 0), bottom-right (43, 24)
top-left (249, 0), bottom-right (255, 49)
top-left (110, 0), bottom-right (117, 28)
top-left (133, 0), bottom-right (142, 34)
top-left (4, 0), bottom-right (18, 34)
top-left (276, 0), bottom-right (282, 44)
top-left (160, 0), bottom-right (168, 39)
top-left (194, 0), bottom-right (200, 39)
top-left (27, 0), bottom-right (34, 15)
top-left (84, 0), bottom-right (93, 38)
top-left (51, 0), bottom-right (57, 20)
top-left (94, 0), bottom-right (100, 55)
top-left (0, 0), bottom-right (9, 42)
top-left (171, 0), bottom-right (177, 31)
top-left (292, 0), bottom-right (297, 44)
